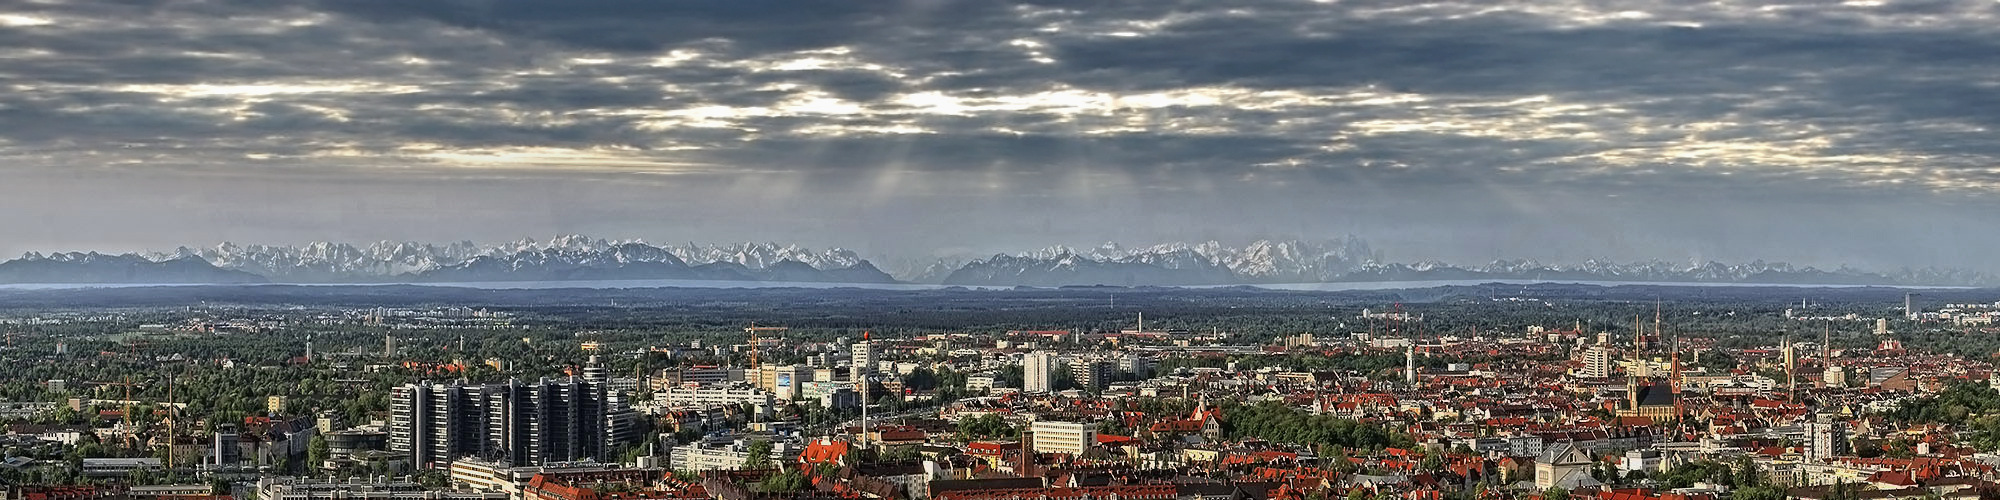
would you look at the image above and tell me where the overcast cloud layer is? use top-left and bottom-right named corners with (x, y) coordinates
top-left (1, 0), bottom-right (1997, 271)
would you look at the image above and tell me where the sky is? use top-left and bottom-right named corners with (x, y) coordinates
top-left (2, 0), bottom-right (1997, 271)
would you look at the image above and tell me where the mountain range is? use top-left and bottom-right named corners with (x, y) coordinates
top-left (0, 235), bottom-right (1991, 287)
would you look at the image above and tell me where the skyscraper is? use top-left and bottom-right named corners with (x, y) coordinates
top-left (1023, 351), bottom-right (1055, 393)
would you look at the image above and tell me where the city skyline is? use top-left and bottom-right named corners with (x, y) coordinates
top-left (4, 1), bottom-right (1998, 272)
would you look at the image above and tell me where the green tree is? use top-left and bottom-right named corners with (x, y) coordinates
top-left (307, 435), bottom-right (329, 471)
top-left (956, 414), bottom-right (1016, 441)
top-left (1732, 455), bottom-right (1761, 488)
top-left (1729, 485), bottom-right (1786, 500)
top-left (745, 439), bottom-right (774, 468)
top-left (756, 470), bottom-right (807, 493)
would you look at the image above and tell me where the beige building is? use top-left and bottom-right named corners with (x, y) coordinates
top-left (1030, 420), bottom-right (1095, 456)
top-left (1581, 345), bottom-right (1612, 378)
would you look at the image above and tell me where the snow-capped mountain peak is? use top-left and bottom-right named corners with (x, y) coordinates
top-left (139, 236), bottom-right (869, 282)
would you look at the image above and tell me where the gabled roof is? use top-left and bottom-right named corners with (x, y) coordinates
top-left (1538, 442), bottom-right (1590, 466)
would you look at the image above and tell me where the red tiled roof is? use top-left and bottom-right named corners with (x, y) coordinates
top-left (802, 440), bottom-right (850, 465)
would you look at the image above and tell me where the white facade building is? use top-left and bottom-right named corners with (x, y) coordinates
top-left (1024, 351), bottom-right (1056, 393)
top-left (1029, 420), bottom-right (1094, 456)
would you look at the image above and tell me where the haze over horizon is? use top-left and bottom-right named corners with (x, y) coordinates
top-left (3, 0), bottom-right (1997, 273)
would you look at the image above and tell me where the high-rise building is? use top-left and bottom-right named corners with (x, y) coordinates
top-left (1023, 352), bottom-right (1056, 393)
top-left (1118, 354), bottom-right (1150, 378)
top-left (581, 355), bottom-right (609, 388)
top-left (1582, 344), bottom-right (1612, 378)
top-left (389, 377), bottom-right (636, 468)
top-left (850, 341), bottom-right (877, 382)
top-left (1806, 416), bottom-right (1849, 460)
top-left (384, 335), bottom-right (397, 357)
top-left (1071, 359), bottom-right (1114, 391)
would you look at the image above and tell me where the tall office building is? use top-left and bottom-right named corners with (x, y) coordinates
top-left (850, 341), bottom-right (877, 382)
top-left (389, 376), bottom-right (638, 468)
top-left (1023, 351), bottom-right (1056, 393)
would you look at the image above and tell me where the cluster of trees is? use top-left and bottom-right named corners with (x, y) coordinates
top-left (1647, 457), bottom-right (1788, 500)
top-left (1890, 382), bottom-right (2000, 425)
top-left (1221, 402), bottom-right (1414, 450)
top-left (1887, 382), bottom-right (2000, 451)
top-left (955, 414), bottom-right (1016, 441)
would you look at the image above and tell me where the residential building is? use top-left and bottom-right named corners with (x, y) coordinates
top-left (1023, 352), bottom-right (1056, 393)
top-left (1807, 417), bottom-right (1850, 461)
top-left (388, 377), bottom-right (634, 468)
top-left (649, 386), bottom-right (775, 418)
top-left (1070, 359), bottom-right (1114, 391)
top-left (966, 375), bottom-right (996, 395)
top-left (1582, 344), bottom-right (1613, 378)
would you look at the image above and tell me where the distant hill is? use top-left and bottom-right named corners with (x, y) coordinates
top-left (0, 252), bottom-right (265, 284)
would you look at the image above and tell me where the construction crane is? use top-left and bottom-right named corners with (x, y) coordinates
top-left (119, 375), bottom-right (139, 446)
top-left (743, 324), bottom-right (788, 369)
top-left (165, 372), bottom-right (177, 471)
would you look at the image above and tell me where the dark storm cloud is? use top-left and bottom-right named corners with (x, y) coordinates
top-left (1, 0), bottom-right (1997, 269)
